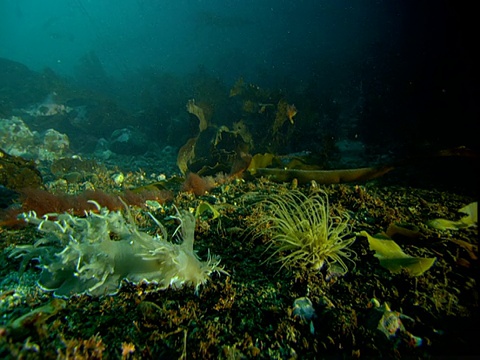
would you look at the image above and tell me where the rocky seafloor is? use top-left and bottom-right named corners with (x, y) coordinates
top-left (0, 150), bottom-right (478, 360)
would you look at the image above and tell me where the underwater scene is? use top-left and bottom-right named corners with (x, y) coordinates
top-left (0, 0), bottom-right (477, 359)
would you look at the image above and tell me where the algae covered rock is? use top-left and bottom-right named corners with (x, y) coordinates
top-left (0, 116), bottom-right (71, 161)
top-left (0, 148), bottom-right (43, 190)
top-left (109, 127), bottom-right (149, 155)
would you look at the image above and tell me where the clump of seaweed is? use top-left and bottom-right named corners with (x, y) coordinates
top-left (253, 190), bottom-right (356, 274)
top-left (9, 201), bottom-right (226, 298)
top-left (181, 172), bottom-right (216, 196)
top-left (0, 188), bottom-right (173, 228)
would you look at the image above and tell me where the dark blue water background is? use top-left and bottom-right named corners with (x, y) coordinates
top-left (0, 0), bottom-right (476, 159)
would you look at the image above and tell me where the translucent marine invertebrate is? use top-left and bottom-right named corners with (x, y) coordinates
top-left (292, 297), bottom-right (316, 323)
top-left (10, 202), bottom-right (226, 298)
top-left (253, 190), bottom-right (356, 274)
top-left (292, 297), bottom-right (316, 334)
top-left (368, 298), bottom-right (423, 348)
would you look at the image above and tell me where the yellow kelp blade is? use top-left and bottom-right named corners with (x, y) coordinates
top-left (195, 201), bottom-right (220, 220)
top-left (427, 202), bottom-right (478, 230)
top-left (252, 166), bottom-right (394, 184)
top-left (246, 153), bottom-right (275, 175)
top-left (459, 202), bottom-right (477, 226)
top-left (359, 231), bottom-right (436, 276)
top-left (426, 218), bottom-right (467, 230)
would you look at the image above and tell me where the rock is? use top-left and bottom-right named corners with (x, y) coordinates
top-left (109, 127), bottom-right (149, 155)
top-left (0, 149), bottom-right (43, 190)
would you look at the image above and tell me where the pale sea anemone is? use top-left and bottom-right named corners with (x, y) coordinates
top-left (10, 202), bottom-right (226, 298)
top-left (254, 190), bottom-right (356, 274)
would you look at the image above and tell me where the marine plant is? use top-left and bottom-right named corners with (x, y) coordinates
top-left (0, 188), bottom-right (173, 228)
top-left (182, 172), bottom-right (216, 195)
top-left (10, 201), bottom-right (226, 298)
top-left (254, 190), bottom-right (356, 274)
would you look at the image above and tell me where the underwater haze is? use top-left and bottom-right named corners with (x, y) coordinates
top-left (2, 0), bottom-right (400, 81)
top-left (0, 0), bottom-right (476, 172)
top-left (1, 2), bottom-right (479, 359)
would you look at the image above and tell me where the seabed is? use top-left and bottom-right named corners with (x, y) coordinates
top-left (0, 161), bottom-right (478, 359)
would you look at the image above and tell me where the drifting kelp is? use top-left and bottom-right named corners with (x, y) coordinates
top-left (360, 231), bottom-right (436, 276)
top-left (427, 202), bottom-right (477, 230)
top-left (10, 202), bottom-right (226, 298)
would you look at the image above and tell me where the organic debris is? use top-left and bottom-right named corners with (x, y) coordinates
top-left (368, 298), bottom-right (422, 348)
top-left (427, 202), bottom-right (477, 230)
top-left (252, 166), bottom-right (394, 184)
top-left (360, 231), bottom-right (436, 276)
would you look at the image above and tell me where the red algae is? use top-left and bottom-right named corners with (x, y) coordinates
top-left (181, 172), bottom-right (215, 196)
top-left (0, 188), bottom-right (173, 228)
